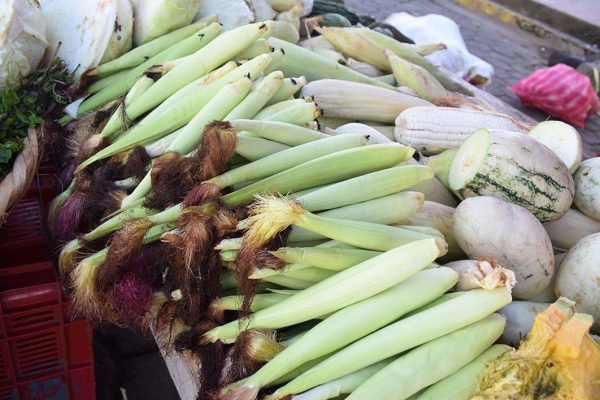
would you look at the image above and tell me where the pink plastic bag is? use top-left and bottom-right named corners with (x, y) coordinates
top-left (511, 64), bottom-right (600, 127)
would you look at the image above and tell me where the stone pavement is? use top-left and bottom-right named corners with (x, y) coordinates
top-left (346, 0), bottom-right (600, 157)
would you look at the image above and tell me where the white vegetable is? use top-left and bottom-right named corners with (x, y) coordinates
top-left (40, 0), bottom-right (123, 77)
top-left (100, 0), bottom-right (133, 63)
top-left (0, 0), bottom-right (47, 89)
top-left (246, 0), bottom-right (276, 22)
top-left (195, 0), bottom-right (252, 30)
top-left (529, 253), bottom-right (562, 303)
top-left (543, 208), bottom-right (600, 252)
top-left (573, 157), bottom-right (600, 221)
top-left (497, 301), bottom-right (550, 347)
top-left (132, 0), bottom-right (200, 45)
top-left (453, 196), bottom-right (554, 300)
top-left (528, 121), bottom-right (582, 173)
top-left (555, 232), bottom-right (600, 330)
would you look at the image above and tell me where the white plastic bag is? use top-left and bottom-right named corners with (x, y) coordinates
top-left (385, 12), bottom-right (494, 85)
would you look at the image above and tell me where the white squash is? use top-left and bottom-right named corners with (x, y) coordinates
top-left (555, 232), bottom-right (600, 330)
top-left (543, 208), bottom-right (600, 252)
top-left (450, 129), bottom-right (574, 222)
top-left (497, 301), bottom-right (550, 347)
top-left (453, 196), bottom-right (554, 299)
top-left (528, 121), bottom-right (582, 173)
top-left (573, 157), bottom-right (600, 221)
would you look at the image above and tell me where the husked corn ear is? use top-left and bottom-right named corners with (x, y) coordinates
top-left (395, 106), bottom-right (531, 155)
top-left (302, 79), bottom-right (433, 124)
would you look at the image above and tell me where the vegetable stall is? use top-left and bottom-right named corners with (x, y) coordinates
top-left (2, 0), bottom-right (600, 399)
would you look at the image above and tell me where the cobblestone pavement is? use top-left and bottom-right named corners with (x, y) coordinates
top-left (346, 0), bottom-right (600, 157)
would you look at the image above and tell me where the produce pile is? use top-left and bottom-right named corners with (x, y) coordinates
top-left (22, 0), bottom-right (599, 399)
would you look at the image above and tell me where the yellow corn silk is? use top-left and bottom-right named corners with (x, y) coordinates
top-left (471, 298), bottom-right (600, 399)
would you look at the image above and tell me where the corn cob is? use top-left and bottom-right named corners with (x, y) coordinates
top-left (394, 106), bottom-right (531, 155)
top-left (302, 79), bottom-right (432, 124)
top-left (386, 50), bottom-right (447, 101)
top-left (266, 76), bottom-right (307, 106)
top-left (288, 192), bottom-right (425, 242)
top-left (267, 38), bottom-right (393, 89)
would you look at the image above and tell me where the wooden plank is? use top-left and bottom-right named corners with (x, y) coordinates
top-left (153, 327), bottom-right (199, 400)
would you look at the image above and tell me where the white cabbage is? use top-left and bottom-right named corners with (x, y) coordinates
top-left (40, 0), bottom-right (135, 78)
top-left (101, 0), bottom-right (134, 64)
top-left (245, 0), bottom-right (275, 22)
top-left (132, 0), bottom-right (201, 46)
top-left (0, 0), bottom-right (48, 89)
top-left (195, 0), bottom-right (254, 30)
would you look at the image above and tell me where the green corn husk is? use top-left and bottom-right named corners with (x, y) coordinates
top-left (288, 191), bottom-right (425, 242)
top-left (204, 238), bottom-right (444, 343)
top-left (292, 359), bottom-right (393, 400)
top-left (295, 165), bottom-right (432, 212)
top-left (272, 288), bottom-right (511, 397)
top-left (267, 37), bottom-right (393, 89)
top-left (242, 195), bottom-right (445, 255)
top-left (121, 77), bottom-right (254, 206)
top-left (229, 119), bottom-right (329, 146)
top-left (222, 144), bottom-right (415, 207)
top-left (235, 137), bottom-right (291, 161)
top-left (87, 69), bottom-right (130, 94)
top-left (210, 293), bottom-right (293, 316)
top-left (88, 20), bottom-right (214, 77)
top-left (234, 39), bottom-right (272, 60)
top-left (225, 71), bottom-right (285, 121)
top-left (346, 314), bottom-right (506, 400)
top-left (227, 268), bottom-right (458, 398)
top-left (208, 134), bottom-right (371, 190)
top-left (421, 148), bottom-right (457, 188)
top-left (78, 54), bottom-right (272, 170)
top-left (266, 76), bottom-right (307, 106)
top-left (119, 21), bottom-right (273, 125)
top-left (271, 247), bottom-right (381, 272)
top-left (416, 344), bottom-right (511, 400)
top-left (76, 23), bottom-right (223, 116)
top-left (386, 50), bottom-right (447, 101)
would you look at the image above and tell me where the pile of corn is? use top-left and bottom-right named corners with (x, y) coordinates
top-left (49, 12), bottom-right (599, 400)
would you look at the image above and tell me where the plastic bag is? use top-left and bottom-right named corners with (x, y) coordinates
top-left (385, 12), bottom-right (494, 85)
top-left (511, 64), bottom-right (600, 128)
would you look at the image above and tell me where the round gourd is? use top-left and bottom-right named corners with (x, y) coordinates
top-left (555, 232), bottom-right (600, 330)
top-left (573, 157), bottom-right (600, 221)
top-left (453, 196), bottom-right (554, 299)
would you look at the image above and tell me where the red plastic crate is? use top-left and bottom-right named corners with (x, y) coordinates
top-left (0, 365), bottom-right (94, 400)
top-left (0, 262), bottom-right (63, 338)
top-left (0, 170), bottom-right (61, 269)
top-left (1, 320), bottom-right (92, 386)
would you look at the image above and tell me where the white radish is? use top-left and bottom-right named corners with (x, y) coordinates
top-left (573, 158), bottom-right (600, 221)
top-left (453, 196), bottom-right (554, 299)
top-left (555, 232), bottom-right (600, 330)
